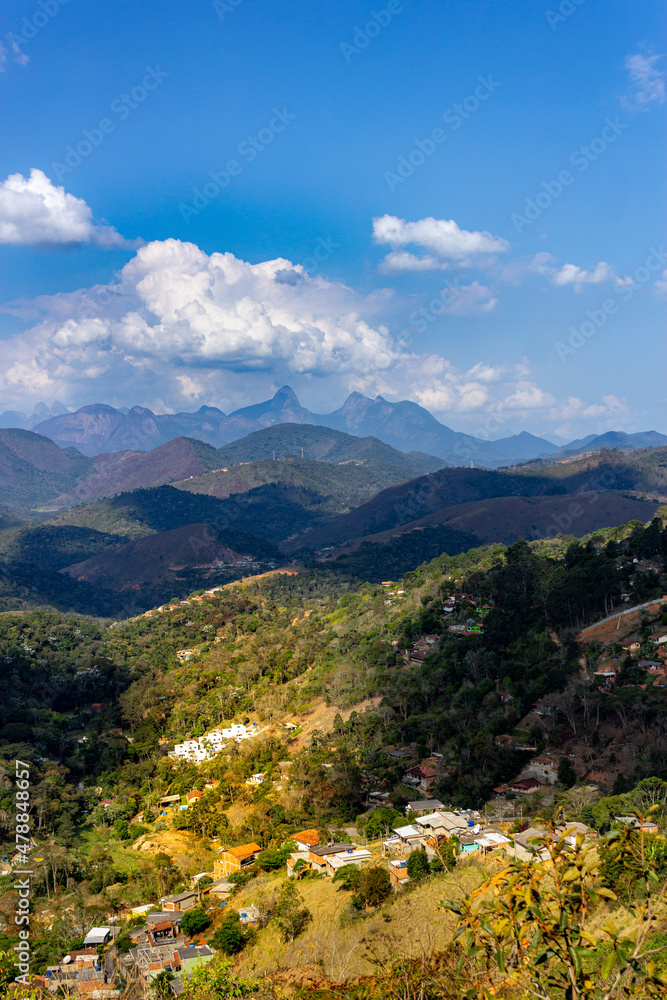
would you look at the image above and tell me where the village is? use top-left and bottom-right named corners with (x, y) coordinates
top-left (26, 793), bottom-right (661, 997)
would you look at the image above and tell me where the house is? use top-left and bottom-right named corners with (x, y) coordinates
top-left (289, 829), bottom-right (320, 851)
top-left (236, 905), bottom-right (261, 926)
top-left (147, 910), bottom-right (182, 925)
top-left (404, 765), bottom-right (439, 790)
top-left (614, 816), bottom-right (659, 835)
top-left (458, 833), bottom-right (483, 854)
top-left (509, 777), bottom-right (543, 796)
top-left (214, 842), bottom-right (261, 878)
top-left (308, 843), bottom-right (360, 873)
top-left (415, 812), bottom-right (452, 838)
top-left (367, 791), bottom-right (391, 806)
top-left (477, 829), bottom-right (511, 852)
top-left (510, 827), bottom-right (551, 862)
top-left (406, 798), bottom-right (444, 815)
top-left (247, 772), bottom-right (265, 785)
top-left (595, 666), bottom-right (617, 684)
top-left (161, 891), bottom-right (197, 912)
top-left (527, 757), bottom-right (558, 783)
top-left (649, 632), bottom-right (667, 645)
top-left (158, 794), bottom-right (182, 809)
top-left (148, 920), bottom-right (176, 946)
top-left (494, 734), bottom-right (514, 748)
top-left (557, 821), bottom-right (597, 847)
top-left (186, 789), bottom-right (203, 804)
top-left (174, 944), bottom-right (215, 979)
top-left (207, 879), bottom-right (234, 897)
top-left (131, 904), bottom-right (155, 917)
top-left (41, 950), bottom-right (113, 995)
top-left (83, 927), bottom-right (112, 948)
top-left (286, 851), bottom-right (311, 877)
top-left (386, 748), bottom-right (413, 761)
top-left (325, 848), bottom-right (372, 876)
top-left (392, 824), bottom-right (425, 850)
top-left (128, 943), bottom-right (181, 981)
top-left (388, 858), bottom-right (410, 889)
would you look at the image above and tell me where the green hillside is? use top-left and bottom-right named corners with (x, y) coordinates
top-left (175, 454), bottom-right (423, 512)
top-left (0, 514), bottom-right (665, 990)
top-left (0, 428), bottom-right (93, 509)
top-left (215, 422), bottom-right (446, 476)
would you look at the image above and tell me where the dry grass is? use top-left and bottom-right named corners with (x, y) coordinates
top-left (229, 859), bottom-right (488, 980)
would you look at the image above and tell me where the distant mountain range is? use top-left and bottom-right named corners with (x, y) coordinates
top-left (9, 386), bottom-right (662, 469)
top-left (1, 417), bottom-right (665, 614)
top-left (0, 424), bottom-right (447, 512)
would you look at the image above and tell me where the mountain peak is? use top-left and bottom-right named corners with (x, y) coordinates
top-left (272, 385), bottom-right (300, 405)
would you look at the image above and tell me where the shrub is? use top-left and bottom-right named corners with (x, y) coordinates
top-left (407, 848), bottom-right (430, 881)
top-left (180, 908), bottom-right (210, 937)
top-left (211, 911), bottom-right (250, 954)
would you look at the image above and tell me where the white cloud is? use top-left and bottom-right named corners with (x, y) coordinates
top-left (622, 53), bottom-right (666, 109)
top-left (0, 234), bottom-right (639, 441)
top-left (378, 250), bottom-right (443, 273)
top-left (655, 268), bottom-right (667, 297)
top-left (503, 383), bottom-right (556, 410)
top-left (0, 169), bottom-right (135, 247)
top-left (11, 38), bottom-right (29, 67)
top-left (551, 261), bottom-right (615, 291)
top-left (349, 357), bottom-right (564, 423)
top-left (522, 255), bottom-right (631, 293)
top-left (0, 238), bottom-right (400, 407)
top-left (443, 280), bottom-right (498, 315)
top-left (373, 214), bottom-right (509, 272)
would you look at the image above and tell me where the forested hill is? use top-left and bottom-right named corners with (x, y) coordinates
top-left (0, 514), bottom-right (665, 984)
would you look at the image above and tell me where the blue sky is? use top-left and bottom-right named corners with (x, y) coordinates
top-left (0, 0), bottom-right (664, 440)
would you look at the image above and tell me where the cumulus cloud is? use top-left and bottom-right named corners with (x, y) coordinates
top-left (553, 395), bottom-right (630, 439)
top-left (373, 214), bottom-right (509, 272)
top-left (522, 254), bottom-right (631, 293)
top-left (378, 250), bottom-right (444, 274)
top-left (0, 238), bottom-right (400, 407)
top-left (622, 53), bottom-right (666, 109)
top-left (350, 356), bottom-right (568, 427)
top-left (0, 169), bottom-right (135, 247)
top-left (0, 235), bottom-right (637, 441)
top-left (551, 261), bottom-right (615, 290)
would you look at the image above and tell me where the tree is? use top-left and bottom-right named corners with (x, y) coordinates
top-left (358, 866), bottom-right (392, 908)
top-left (443, 816), bottom-right (667, 1000)
top-left (180, 907), bottom-right (210, 937)
top-left (274, 880), bottom-right (312, 943)
top-left (557, 756), bottom-right (577, 788)
top-left (406, 848), bottom-right (430, 881)
top-left (211, 911), bottom-right (250, 954)
top-left (332, 863), bottom-right (361, 892)
top-left (178, 960), bottom-right (258, 998)
top-left (152, 970), bottom-right (174, 998)
top-left (364, 807), bottom-right (403, 840)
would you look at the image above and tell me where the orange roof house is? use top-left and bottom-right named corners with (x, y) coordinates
top-left (290, 829), bottom-right (320, 850)
top-left (186, 789), bottom-right (203, 803)
top-left (214, 842), bottom-right (261, 878)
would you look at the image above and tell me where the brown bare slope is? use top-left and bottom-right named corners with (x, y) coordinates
top-left (330, 492), bottom-right (661, 554)
top-left (61, 522), bottom-right (280, 589)
top-left (284, 466), bottom-right (565, 551)
top-left (50, 437), bottom-right (222, 507)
